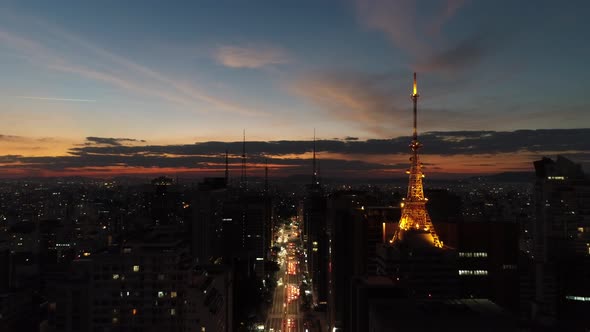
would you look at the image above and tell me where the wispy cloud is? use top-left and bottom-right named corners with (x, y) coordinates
top-left (15, 96), bottom-right (96, 103)
top-left (0, 17), bottom-right (263, 117)
top-left (214, 44), bottom-right (290, 69)
top-left (356, 0), bottom-right (427, 57)
top-left (355, 0), bottom-right (497, 74)
top-left (291, 71), bottom-right (403, 137)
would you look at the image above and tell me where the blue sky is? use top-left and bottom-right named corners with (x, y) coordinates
top-left (0, 0), bottom-right (589, 177)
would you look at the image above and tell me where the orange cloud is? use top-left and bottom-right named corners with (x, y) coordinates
top-left (214, 44), bottom-right (290, 68)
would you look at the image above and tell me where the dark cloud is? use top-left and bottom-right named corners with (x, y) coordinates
top-left (85, 137), bottom-right (146, 146)
top-left (1, 129), bottom-right (588, 177)
top-left (292, 70), bottom-right (406, 136)
top-left (0, 134), bottom-right (24, 141)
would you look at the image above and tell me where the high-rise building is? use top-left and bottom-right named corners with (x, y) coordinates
top-left (191, 177), bottom-right (227, 264)
top-left (302, 133), bottom-right (329, 306)
top-left (326, 190), bottom-right (371, 331)
top-left (531, 156), bottom-right (590, 328)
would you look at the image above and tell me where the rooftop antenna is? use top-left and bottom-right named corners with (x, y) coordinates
top-left (312, 129), bottom-right (318, 186)
top-left (265, 158), bottom-right (269, 194)
top-left (241, 130), bottom-right (247, 190)
top-left (225, 149), bottom-right (229, 185)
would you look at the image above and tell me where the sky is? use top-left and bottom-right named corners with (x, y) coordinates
top-left (0, 0), bottom-right (589, 179)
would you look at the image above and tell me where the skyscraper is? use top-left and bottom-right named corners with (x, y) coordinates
top-left (531, 156), bottom-right (590, 328)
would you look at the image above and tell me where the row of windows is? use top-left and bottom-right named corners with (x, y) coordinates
top-left (565, 295), bottom-right (590, 302)
top-left (458, 252), bottom-right (487, 258)
top-left (458, 270), bottom-right (488, 276)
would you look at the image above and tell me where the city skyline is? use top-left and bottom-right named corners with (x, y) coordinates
top-left (1, 0), bottom-right (589, 178)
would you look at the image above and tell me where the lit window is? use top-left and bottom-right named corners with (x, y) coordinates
top-left (112, 274), bottom-right (120, 280)
top-left (171, 291), bottom-right (177, 298)
top-left (170, 308), bottom-right (176, 316)
top-left (459, 252), bottom-right (487, 258)
top-left (458, 269), bottom-right (488, 276)
top-left (112, 317), bottom-right (118, 324)
top-left (565, 295), bottom-right (590, 302)
top-left (132, 308), bottom-right (137, 315)
top-left (547, 176), bottom-right (565, 180)
top-left (133, 265), bottom-right (140, 272)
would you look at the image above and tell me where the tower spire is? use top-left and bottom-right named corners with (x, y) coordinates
top-left (412, 72), bottom-right (419, 141)
top-left (391, 73), bottom-right (442, 248)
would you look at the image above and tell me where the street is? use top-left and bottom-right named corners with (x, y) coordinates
top-left (265, 222), bottom-right (308, 332)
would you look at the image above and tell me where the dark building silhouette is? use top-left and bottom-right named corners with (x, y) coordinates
top-left (530, 156), bottom-right (590, 328)
top-left (47, 229), bottom-right (233, 332)
top-left (368, 298), bottom-right (517, 331)
top-left (326, 190), bottom-right (377, 330)
top-left (453, 222), bottom-right (519, 312)
top-left (191, 177), bottom-right (228, 264)
top-left (146, 176), bottom-right (183, 226)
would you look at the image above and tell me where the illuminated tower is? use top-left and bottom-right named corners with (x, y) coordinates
top-left (391, 73), bottom-right (442, 248)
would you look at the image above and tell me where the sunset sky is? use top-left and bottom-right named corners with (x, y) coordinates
top-left (1, 0), bottom-right (589, 178)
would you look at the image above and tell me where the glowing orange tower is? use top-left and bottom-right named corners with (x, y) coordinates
top-left (391, 73), bottom-right (443, 248)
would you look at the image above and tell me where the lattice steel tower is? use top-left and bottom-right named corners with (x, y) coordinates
top-left (391, 73), bottom-right (442, 248)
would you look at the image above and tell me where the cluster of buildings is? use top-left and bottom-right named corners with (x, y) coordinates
top-left (0, 74), bottom-right (588, 331)
top-left (296, 75), bottom-right (590, 331)
top-left (0, 170), bottom-right (274, 331)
